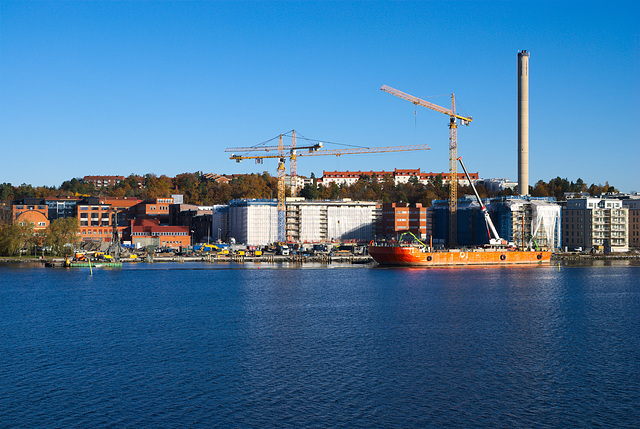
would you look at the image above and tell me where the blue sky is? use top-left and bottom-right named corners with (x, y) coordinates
top-left (1, 1), bottom-right (639, 192)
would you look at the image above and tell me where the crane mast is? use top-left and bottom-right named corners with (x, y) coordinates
top-left (227, 132), bottom-right (430, 242)
top-left (458, 157), bottom-right (505, 246)
top-left (381, 85), bottom-right (472, 247)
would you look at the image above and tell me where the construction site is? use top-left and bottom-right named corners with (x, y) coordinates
top-left (220, 50), bottom-right (562, 252)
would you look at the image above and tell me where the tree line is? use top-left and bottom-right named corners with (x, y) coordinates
top-left (1, 172), bottom-right (619, 208)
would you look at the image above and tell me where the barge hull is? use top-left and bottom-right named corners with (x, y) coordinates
top-left (369, 246), bottom-right (551, 266)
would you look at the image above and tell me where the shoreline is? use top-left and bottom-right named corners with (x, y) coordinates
top-left (1, 253), bottom-right (639, 267)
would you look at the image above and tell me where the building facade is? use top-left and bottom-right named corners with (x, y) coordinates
top-left (228, 199), bottom-right (279, 246)
top-left (12, 200), bottom-right (50, 231)
top-left (622, 197), bottom-right (640, 249)
top-left (225, 198), bottom-right (379, 246)
top-left (319, 168), bottom-right (479, 187)
top-left (83, 175), bottom-right (125, 188)
top-left (285, 198), bottom-right (378, 243)
top-left (129, 219), bottom-right (190, 249)
top-left (379, 202), bottom-right (428, 239)
top-left (77, 202), bottom-right (113, 241)
top-left (562, 197), bottom-right (629, 252)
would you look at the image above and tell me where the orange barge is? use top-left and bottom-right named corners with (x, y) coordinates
top-left (368, 245), bottom-right (551, 267)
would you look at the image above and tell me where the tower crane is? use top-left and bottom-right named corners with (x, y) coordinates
top-left (381, 84), bottom-right (472, 247)
top-left (226, 132), bottom-right (430, 242)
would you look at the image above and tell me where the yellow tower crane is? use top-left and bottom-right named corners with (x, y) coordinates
top-left (226, 132), bottom-right (430, 242)
top-left (381, 85), bottom-right (472, 247)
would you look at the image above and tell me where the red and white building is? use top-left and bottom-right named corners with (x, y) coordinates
top-left (318, 168), bottom-right (479, 187)
top-left (83, 175), bottom-right (125, 188)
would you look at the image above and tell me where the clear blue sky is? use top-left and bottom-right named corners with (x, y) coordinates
top-left (1, 1), bottom-right (639, 192)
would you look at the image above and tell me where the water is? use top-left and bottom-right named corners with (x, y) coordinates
top-left (1, 262), bottom-right (639, 428)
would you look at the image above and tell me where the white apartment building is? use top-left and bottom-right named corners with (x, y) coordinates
top-left (562, 197), bottom-right (628, 252)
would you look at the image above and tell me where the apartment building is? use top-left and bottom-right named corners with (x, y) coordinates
top-left (319, 168), bottom-right (478, 187)
top-left (562, 197), bottom-right (628, 252)
top-left (622, 198), bottom-right (640, 249)
top-left (83, 175), bottom-right (125, 188)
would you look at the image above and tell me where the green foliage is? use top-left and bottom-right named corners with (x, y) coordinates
top-left (0, 223), bottom-right (34, 256)
top-left (300, 183), bottom-right (320, 200)
top-left (44, 218), bottom-right (80, 256)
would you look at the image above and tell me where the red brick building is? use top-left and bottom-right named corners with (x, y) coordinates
top-left (380, 202), bottom-right (428, 239)
top-left (131, 198), bottom-right (173, 222)
top-left (129, 219), bottom-right (190, 249)
top-left (12, 201), bottom-right (50, 231)
top-left (77, 201), bottom-right (113, 241)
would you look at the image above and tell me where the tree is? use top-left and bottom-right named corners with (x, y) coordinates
top-left (0, 223), bottom-right (33, 256)
top-left (300, 183), bottom-right (320, 200)
top-left (0, 183), bottom-right (14, 202)
top-left (44, 218), bottom-right (80, 256)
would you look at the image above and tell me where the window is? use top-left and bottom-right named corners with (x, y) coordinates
top-left (38, 222), bottom-right (46, 227)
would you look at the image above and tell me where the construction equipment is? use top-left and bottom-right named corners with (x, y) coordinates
top-left (458, 156), bottom-right (506, 246)
top-left (227, 131), bottom-right (430, 242)
top-left (381, 85), bottom-right (472, 247)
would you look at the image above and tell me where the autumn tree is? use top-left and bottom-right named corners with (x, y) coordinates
top-left (0, 223), bottom-right (34, 256)
top-left (44, 218), bottom-right (80, 256)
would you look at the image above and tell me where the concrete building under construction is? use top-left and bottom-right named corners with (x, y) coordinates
top-left (224, 198), bottom-right (379, 246)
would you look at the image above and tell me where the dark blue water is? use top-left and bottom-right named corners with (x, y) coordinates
top-left (1, 262), bottom-right (639, 428)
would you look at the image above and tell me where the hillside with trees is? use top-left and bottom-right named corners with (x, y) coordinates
top-left (0, 172), bottom-right (619, 208)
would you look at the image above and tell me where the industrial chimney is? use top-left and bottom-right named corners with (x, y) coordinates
top-left (518, 50), bottom-right (529, 196)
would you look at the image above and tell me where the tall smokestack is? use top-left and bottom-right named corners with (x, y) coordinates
top-left (518, 50), bottom-right (529, 196)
